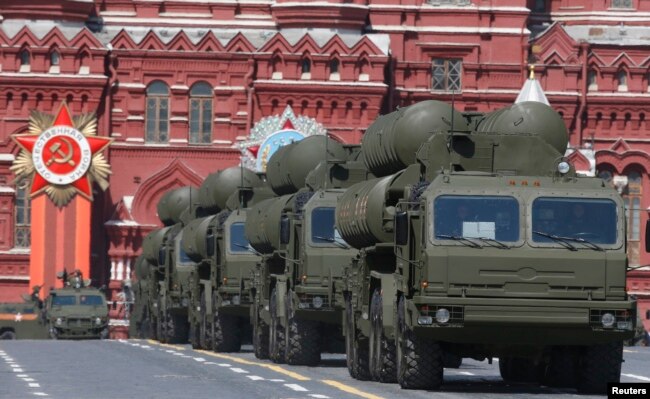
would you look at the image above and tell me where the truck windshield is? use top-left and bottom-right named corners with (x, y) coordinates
top-left (532, 197), bottom-right (617, 245)
top-left (79, 295), bottom-right (104, 306)
top-left (52, 296), bottom-right (76, 306)
top-left (311, 207), bottom-right (349, 248)
top-left (230, 222), bottom-right (252, 253)
top-left (434, 195), bottom-right (519, 242)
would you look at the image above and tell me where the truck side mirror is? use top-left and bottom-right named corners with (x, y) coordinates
top-left (206, 233), bottom-right (215, 257)
top-left (395, 211), bottom-right (408, 246)
top-left (280, 216), bottom-right (290, 245)
top-left (646, 220), bottom-right (650, 252)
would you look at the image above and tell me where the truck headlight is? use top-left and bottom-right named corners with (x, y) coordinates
top-left (95, 317), bottom-right (102, 325)
top-left (232, 295), bottom-right (241, 305)
top-left (601, 313), bottom-right (615, 328)
top-left (312, 296), bottom-right (323, 309)
top-left (435, 308), bottom-right (450, 324)
top-left (55, 317), bottom-right (63, 326)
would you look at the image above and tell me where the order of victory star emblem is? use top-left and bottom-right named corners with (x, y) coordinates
top-left (10, 103), bottom-right (112, 207)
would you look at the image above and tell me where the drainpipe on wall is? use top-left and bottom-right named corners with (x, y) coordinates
top-left (245, 59), bottom-right (256, 135)
top-left (577, 41), bottom-right (589, 146)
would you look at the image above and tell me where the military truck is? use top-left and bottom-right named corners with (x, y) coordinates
top-left (44, 275), bottom-right (109, 340)
top-left (141, 186), bottom-right (198, 343)
top-left (130, 256), bottom-right (152, 338)
top-left (0, 287), bottom-right (48, 339)
top-left (245, 136), bottom-right (376, 365)
top-left (182, 166), bottom-right (275, 351)
top-left (337, 100), bottom-right (637, 394)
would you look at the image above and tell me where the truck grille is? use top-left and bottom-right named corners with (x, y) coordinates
top-left (589, 309), bottom-right (632, 326)
top-left (420, 305), bottom-right (464, 323)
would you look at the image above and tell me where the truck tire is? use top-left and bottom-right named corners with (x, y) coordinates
top-left (253, 307), bottom-right (269, 359)
top-left (0, 330), bottom-right (16, 340)
top-left (543, 347), bottom-right (577, 388)
top-left (396, 297), bottom-right (443, 390)
top-left (213, 311), bottom-right (241, 352)
top-left (345, 294), bottom-right (370, 380)
top-left (369, 289), bottom-right (396, 382)
top-left (285, 291), bottom-right (321, 366)
top-left (165, 311), bottom-right (189, 344)
top-left (576, 341), bottom-right (623, 394)
top-left (269, 288), bottom-right (286, 363)
top-left (499, 357), bottom-right (541, 383)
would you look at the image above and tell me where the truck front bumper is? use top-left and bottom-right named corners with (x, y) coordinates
top-left (408, 296), bottom-right (636, 345)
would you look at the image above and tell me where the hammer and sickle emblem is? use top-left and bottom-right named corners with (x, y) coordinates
top-left (46, 138), bottom-right (76, 167)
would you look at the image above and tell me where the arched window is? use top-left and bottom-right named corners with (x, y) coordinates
top-left (588, 69), bottom-right (598, 91)
top-left (14, 180), bottom-right (31, 248)
top-left (189, 82), bottom-right (213, 144)
top-left (50, 51), bottom-right (60, 66)
top-left (617, 70), bottom-right (628, 92)
top-left (19, 49), bottom-right (30, 72)
top-left (146, 81), bottom-right (169, 143)
top-left (272, 55), bottom-right (283, 80)
top-left (49, 51), bottom-right (60, 74)
top-left (329, 59), bottom-right (340, 81)
top-left (301, 58), bottom-right (311, 80)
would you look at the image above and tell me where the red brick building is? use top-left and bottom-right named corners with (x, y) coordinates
top-left (0, 0), bottom-right (648, 331)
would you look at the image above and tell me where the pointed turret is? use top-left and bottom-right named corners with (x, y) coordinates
top-left (515, 65), bottom-right (550, 105)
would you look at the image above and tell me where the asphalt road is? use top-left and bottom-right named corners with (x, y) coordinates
top-left (1, 340), bottom-right (649, 399)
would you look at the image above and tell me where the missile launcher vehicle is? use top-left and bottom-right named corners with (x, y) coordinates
top-left (337, 100), bottom-right (639, 394)
top-left (141, 186), bottom-right (198, 343)
top-left (246, 136), bottom-right (376, 365)
top-left (183, 166), bottom-right (275, 351)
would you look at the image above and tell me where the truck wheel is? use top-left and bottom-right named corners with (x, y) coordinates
top-left (576, 341), bottom-right (623, 394)
top-left (213, 311), bottom-right (241, 352)
top-left (269, 288), bottom-right (286, 363)
top-left (48, 325), bottom-right (59, 340)
top-left (0, 330), bottom-right (16, 340)
top-left (285, 291), bottom-right (321, 366)
top-left (396, 297), bottom-right (443, 390)
top-left (253, 306), bottom-right (269, 359)
top-left (190, 321), bottom-right (200, 349)
top-left (165, 311), bottom-right (189, 344)
top-left (499, 357), bottom-right (541, 383)
top-left (345, 294), bottom-right (370, 380)
top-left (100, 328), bottom-right (109, 340)
top-left (140, 305), bottom-right (152, 339)
top-left (543, 347), bottom-right (577, 388)
top-left (369, 289), bottom-right (397, 382)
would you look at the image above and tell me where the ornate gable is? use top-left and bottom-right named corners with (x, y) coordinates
top-left (349, 37), bottom-right (385, 57)
top-left (130, 159), bottom-right (203, 225)
top-left (138, 31), bottom-right (166, 51)
top-left (258, 33), bottom-right (294, 54)
top-left (110, 29), bottom-right (138, 50)
top-left (224, 32), bottom-right (255, 53)
top-left (196, 31), bottom-right (225, 53)
top-left (167, 31), bottom-right (195, 52)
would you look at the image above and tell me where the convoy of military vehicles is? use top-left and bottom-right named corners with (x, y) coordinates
top-left (118, 99), bottom-right (641, 393)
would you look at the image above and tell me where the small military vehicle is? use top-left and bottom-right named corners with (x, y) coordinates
top-left (44, 273), bottom-right (109, 339)
top-left (0, 286), bottom-right (48, 339)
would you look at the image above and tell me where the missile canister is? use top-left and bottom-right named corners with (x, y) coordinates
top-left (245, 195), bottom-right (294, 254)
top-left (198, 167), bottom-right (264, 214)
top-left (361, 100), bottom-right (469, 177)
top-left (142, 227), bottom-right (173, 265)
top-left (157, 186), bottom-right (199, 226)
top-left (266, 136), bottom-right (347, 195)
top-left (335, 175), bottom-right (396, 249)
top-left (476, 101), bottom-right (568, 153)
top-left (180, 215), bottom-right (217, 262)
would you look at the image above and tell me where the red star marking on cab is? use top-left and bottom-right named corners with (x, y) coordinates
top-left (13, 104), bottom-right (111, 199)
